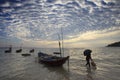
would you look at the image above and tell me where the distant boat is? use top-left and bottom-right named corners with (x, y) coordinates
top-left (21, 53), bottom-right (31, 56)
top-left (5, 46), bottom-right (12, 53)
top-left (5, 47), bottom-right (12, 53)
top-left (29, 49), bottom-right (34, 53)
top-left (16, 48), bottom-right (22, 53)
top-left (38, 52), bottom-right (69, 66)
top-left (16, 44), bottom-right (23, 53)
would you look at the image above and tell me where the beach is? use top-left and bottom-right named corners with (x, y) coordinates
top-left (0, 47), bottom-right (120, 80)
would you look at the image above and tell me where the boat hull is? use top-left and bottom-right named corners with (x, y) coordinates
top-left (21, 53), bottom-right (31, 56)
top-left (39, 56), bottom-right (69, 66)
top-left (38, 52), bottom-right (69, 66)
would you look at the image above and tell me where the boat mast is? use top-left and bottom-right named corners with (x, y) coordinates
top-left (58, 34), bottom-right (62, 57)
top-left (61, 27), bottom-right (64, 57)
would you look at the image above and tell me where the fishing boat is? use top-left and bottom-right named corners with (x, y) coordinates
top-left (16, 48), bottom-right (22, 53)
top-left (16, 44), bottom-right (22, 53)
top-left (21, 53), bottom-right (31, 56)
top-left (38, 28), bottom-right (70, 67)
top-left (38, 52), bottom-right (69, 66)
top-left (5, 45), bottom-right (12, 53)
top-left (29, 49), bottom-right (34, 53)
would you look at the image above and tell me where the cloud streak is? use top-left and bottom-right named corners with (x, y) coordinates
top-left (17, 27), bottom-right (120, 48)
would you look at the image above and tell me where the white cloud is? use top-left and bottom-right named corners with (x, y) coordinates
top-left (14, 3), bottom-right (23, 7)
top-left (104, 0), bottom-right (116, 3)
top-left (66, 27), bottom-right (120, 42)
top-left (14, 27), bottom-right (120, 48)
top-left (0, 0), bottom-right (120, 48)
top-left (1, 2), bottom-right (10, 7)
top-left (6, 25), bottom-right (31, 40)
top-left (61, 27), bottom-right (120, 47)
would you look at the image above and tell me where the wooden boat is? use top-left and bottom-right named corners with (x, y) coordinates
top-left (5, 47), bottom-right (12, 53)
top-left (21, 53), bottom-right (31, 56)
top-left (16, 49), bottom-right (22, 53)
top-left (29, 49), bottom-right (34, 53)
top-left (38, 52), bottom-right (69, 66)
top-left (38, 28), bottom-right (70, 67)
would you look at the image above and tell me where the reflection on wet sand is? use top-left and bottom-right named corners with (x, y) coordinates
top-left (85, 66), bottom-right (97, 80)
top-left (44, 65), bottom-right (70, 80)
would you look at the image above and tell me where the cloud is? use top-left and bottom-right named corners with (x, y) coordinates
top-left (13, 27), bottom-right (120, 48)
top-left (68, 27), bottom-right (120, 41)
top-left (0, 0), bottom-right (120, 47)
top-left (62, 27), bottom-right (120, 47)
top-left (5, 24), bottom-right (31, 40)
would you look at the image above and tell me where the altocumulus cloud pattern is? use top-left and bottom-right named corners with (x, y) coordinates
top-left (0, 0), bottom-right (120, 47)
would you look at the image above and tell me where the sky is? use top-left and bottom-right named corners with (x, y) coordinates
top-left (0, 0), bottom-right (120, 48)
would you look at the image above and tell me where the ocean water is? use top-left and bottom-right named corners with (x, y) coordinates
top-left (0, 47), bottom-right (120, 80)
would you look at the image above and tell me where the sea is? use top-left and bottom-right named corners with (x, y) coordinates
top-left (0, 47), bottom-right (120, 80)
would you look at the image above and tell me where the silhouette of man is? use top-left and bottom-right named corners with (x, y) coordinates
top-left (84, 49), bottom-right (92, 67)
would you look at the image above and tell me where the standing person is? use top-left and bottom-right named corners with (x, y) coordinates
top-left (83, 49), bottom-right (92, 67)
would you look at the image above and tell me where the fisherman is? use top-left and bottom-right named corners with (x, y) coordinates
top-left (83, 49), bottom-right (92, 67)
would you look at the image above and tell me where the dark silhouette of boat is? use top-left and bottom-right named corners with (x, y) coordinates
top-left (38, 28), bottom-right (70, 67)
top-left (29, 49), bottom-right (34, 53)
top-left (5, 46), bottom-right (12, 53)
top-left (38, 52), bottom-right (69, 66)
top-left (16, 49), bottom-right (22, 53)
top-left (21, 53), bottom-right (31, 56)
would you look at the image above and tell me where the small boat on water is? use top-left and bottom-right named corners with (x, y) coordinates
top-left (38, 52), bottom-right (69, 66)
top-left (16, 49), bottom-right (22, 53)
top-left (29, 49), bottom-right (34, 53)
top-left (5, 46), bottom-right (12, 53)
top-left (21, 53), bottom-right (31, 56)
